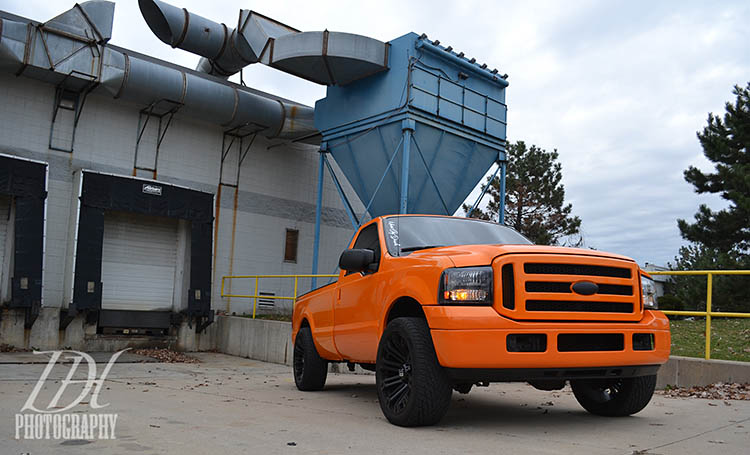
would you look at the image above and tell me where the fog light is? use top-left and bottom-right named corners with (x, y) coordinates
top-left (633, 333), bottom-right (655, 351)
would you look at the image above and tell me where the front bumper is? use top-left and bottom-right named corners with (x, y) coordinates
top-left (424, 306), bottom-right (670, 370)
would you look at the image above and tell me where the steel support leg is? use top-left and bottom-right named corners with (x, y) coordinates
top-left (400, 120), bottom-right (415, 214)
top-left (311, 150), bottom-right (325, 290)
top-left (323, 154), bottom-right (359, 229)
top-left (499, 161), bottom-right (507, 224)
top-left (467, 161), bottom-right (502, 218)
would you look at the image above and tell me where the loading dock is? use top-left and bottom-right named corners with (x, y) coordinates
top-left (0, 154), bottom-right (47, 327)
top-left (64, 170), bottom-right (213, 334)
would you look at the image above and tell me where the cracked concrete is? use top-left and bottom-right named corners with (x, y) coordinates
top-left (1, 352), bottom-right (748, 454)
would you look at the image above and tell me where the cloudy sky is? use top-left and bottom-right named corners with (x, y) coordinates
top-left (6, 0), bottom-right (749, 266)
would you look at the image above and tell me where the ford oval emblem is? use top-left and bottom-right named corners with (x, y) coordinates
top-left (571, 281), bottom-right (598, 295)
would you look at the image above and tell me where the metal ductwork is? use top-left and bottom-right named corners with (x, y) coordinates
top-left (139, 0), bottom-right (390, 86)
top-left (0, 1), bottom-right (317, 141)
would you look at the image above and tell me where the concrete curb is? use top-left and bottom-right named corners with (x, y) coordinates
top-left (208, 316), bottom-right (750, 387)
top-left (656, 355), bottom-right (750, 388)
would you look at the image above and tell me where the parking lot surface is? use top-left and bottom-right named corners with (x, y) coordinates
top-left (1, 352), bottom-right (748, 454)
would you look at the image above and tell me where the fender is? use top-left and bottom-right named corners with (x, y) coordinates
top-left (296, 309), bottom-right (344, 361)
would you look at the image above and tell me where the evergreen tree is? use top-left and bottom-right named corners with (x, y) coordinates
top-left (668, 83), bottom-right (750, 313)
top-left (463, 140), bottom-right (581, 245)
top-left (677, 82), bottom-right (750, 254)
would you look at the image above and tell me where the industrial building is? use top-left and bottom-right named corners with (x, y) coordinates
top-left (0, 0), bottom-right (508, 350)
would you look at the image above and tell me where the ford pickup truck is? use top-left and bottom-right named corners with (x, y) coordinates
top-left (291, 215), bottom-right (670, 426)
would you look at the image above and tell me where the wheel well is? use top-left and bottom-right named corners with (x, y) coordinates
top-left (386, 297), bottom-right (426, 324)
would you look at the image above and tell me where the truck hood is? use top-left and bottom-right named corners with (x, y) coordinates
top-left (406, 244), bottom-right (636, 268)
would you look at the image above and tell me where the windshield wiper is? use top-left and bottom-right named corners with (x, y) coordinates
top-left (400, 245), bottom-right (444, 253)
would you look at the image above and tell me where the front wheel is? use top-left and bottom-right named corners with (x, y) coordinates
top-left (375, 317), bottom-right (452, 427)
top-left (570, 375), bottom-right (657, 416)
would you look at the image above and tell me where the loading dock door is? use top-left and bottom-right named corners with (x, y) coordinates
top-left (101, 211), bottom-right (179, 311)
top-left (0, 195), bottom-right (10, 301)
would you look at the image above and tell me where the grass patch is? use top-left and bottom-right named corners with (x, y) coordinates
top-left (670, 317), bottom-right (750, 362)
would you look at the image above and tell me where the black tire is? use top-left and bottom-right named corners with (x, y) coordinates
top-left (293, 326), bottom-right (328, 391)
top-left (571, 375), bottom-right (657, 417)
top-left (375, 317), bottom-right (452, 426)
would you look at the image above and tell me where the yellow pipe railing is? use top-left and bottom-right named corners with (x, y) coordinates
top-left (221, 274), bottom-right (338, 318)
top-left (648, 270), bottom-right (750, 360)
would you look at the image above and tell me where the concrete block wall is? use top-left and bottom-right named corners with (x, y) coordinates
top-left (0, 67), bottom-right (362, 349)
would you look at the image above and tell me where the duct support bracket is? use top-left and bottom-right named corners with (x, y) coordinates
top-left (219, 127), bottom-right (259, 187)
top-left (133, 99), bottom-right (183, 179)
top-left (213, 130), bottom-right (257, 307)
top-left (48, 70), bottom-right (98, 153)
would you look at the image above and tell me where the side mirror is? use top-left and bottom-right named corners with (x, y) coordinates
top-left (339, 249), bottom-right (375, 273)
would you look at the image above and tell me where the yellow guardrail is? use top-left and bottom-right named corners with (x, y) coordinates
top-left (648, 270), bottom-right (750, 360)
top-left (220, 274), bottom-right (338, 318)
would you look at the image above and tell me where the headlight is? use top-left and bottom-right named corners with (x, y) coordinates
top-left (440, 267), bottom-right (493, 305)
top-left (641, 275), bottom-right (658, 309)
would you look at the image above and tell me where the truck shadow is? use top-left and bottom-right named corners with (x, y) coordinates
top-left (318, 381), bottom-right (657, 430)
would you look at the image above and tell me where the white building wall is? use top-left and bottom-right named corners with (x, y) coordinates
top-left (0, 71), bottom-right (360, 321)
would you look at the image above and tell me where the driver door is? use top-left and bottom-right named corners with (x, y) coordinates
top-left (333, 222), bottom-right (385, 362)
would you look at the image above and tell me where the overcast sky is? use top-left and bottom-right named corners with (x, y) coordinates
top-left (5, 0), bottom-right (749, 266)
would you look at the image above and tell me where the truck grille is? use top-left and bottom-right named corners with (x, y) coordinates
top-left (525, 282), bottom-right (633, 296)
top-left (494, 255), bottom-right (641, 321)
top-left (526, 300), bottom-right (633, 313)
top-left (523, 263), bottom-right (631, 278)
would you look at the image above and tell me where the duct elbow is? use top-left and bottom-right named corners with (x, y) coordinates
top-left (139, 0), bottom-right (233, 65)
top-left (138, 0), bottom-right (185, 47)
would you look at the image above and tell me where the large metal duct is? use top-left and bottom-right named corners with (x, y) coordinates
top-left (0, 2), bottom-right (317, 141)
top-left (139, 0), bottom-right (389, 85)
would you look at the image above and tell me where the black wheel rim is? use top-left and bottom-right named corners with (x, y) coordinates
top-left (379, 332), bottom-right (412, 414)
top-left (293, 340), bottom-right (305, 382)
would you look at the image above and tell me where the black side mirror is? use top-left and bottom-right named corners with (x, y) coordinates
top-left (339, 249), bottom-right (375, 273)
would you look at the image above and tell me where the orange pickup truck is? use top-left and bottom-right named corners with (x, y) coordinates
top-left (292, 215), bottom-right (670, 426)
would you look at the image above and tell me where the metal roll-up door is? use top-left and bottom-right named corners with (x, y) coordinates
top-left (101, 211), bottom-right (179, 311)
top-left (0, 195), bottom-right (10, 301)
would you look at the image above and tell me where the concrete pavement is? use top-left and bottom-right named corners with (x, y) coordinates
top-left (1, 352), bottom-right (748, 454)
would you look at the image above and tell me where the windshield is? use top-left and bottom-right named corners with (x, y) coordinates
top-left (383, 216), bottom-right (532, 256)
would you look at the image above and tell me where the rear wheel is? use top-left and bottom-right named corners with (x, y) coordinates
top-left (376, 317), bottom-right (452, 426)
top-left (571, 375), bottom-right (657, 416)
top-left (293, 326), bottom-right (328, 391)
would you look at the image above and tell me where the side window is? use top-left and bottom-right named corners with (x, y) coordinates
top-left (350, 223), bottom-right (381, 273)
